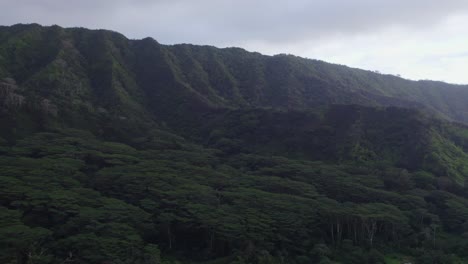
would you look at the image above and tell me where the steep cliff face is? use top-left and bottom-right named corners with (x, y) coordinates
top-left (2, 24), bottom-right (468, 130)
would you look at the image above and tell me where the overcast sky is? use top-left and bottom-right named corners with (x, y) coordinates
top-left (1, 0), bottom-right (468, 84)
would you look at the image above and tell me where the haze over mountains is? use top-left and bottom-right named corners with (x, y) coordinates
top-left (1, 24), bottom-right (468, 263)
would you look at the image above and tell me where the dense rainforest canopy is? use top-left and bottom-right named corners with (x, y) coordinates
top-left (1, 24), bottom-right (468, 263)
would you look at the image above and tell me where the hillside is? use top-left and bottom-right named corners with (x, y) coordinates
top-left (2, 23), bottom-right (468, 133)
top-left (1, 24), bottom-right (468, 264)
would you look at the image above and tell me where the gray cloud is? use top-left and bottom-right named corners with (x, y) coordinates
top-left (1, 0), bottom-right (468, 46)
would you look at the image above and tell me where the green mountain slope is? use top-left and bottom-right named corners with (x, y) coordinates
top-left (1, 24), bottom-right (468, 264)
top-left (2, 23), bottom-right (468, 131)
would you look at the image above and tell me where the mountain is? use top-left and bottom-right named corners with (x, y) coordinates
top-left (1, 24), bottom-right (468, 264)
top-left (2, 23), bottom-right (468, 132)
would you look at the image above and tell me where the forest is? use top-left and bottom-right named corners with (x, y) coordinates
top-left (1, 24), bottom-right (468, 263)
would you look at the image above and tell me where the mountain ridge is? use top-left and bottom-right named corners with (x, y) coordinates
top-left (2, 23), bottom-right (468, 129)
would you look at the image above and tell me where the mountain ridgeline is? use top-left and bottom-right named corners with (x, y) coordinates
top-left (2, 24), bottom-right (468, 263)
top-left (2, 24), bottom-right (468, 129)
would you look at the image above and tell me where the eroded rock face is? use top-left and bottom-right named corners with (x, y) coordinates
top-left (0, 78), bottom-right (24, 110)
